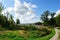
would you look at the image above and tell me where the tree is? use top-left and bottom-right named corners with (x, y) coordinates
top-left (41, 11), bottom-right (56, 26)
top-left (0, 3), bottom-right (3, 14)
top-left (9, 15), bottom-right (15, 25)
top-left (35, 22), bottom-right (42, 25)
top-left (0, 3), bottom-right (20, 30)
top-left (55, 14), bottom-right (60, 26)
top-left (6, 11), bottom-right (10, 20)
top-left (0, 2), bottom-right (4, 26)
top-left (16, 18), bottom-right (20, 24)
top-left (51, 13), bottom-right (55, 18)
top-left (41, 11), bottom-right (50, 25)
top-left (50, 13), bottom-right (56, 26)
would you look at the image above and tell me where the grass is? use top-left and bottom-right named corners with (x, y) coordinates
top-left (0, 30), bottom-right (25, 40)
top-left (58, 32), bottom-right (60, 40)
top-left (39, 29), bottom-right (55, 40)
top-left (57, 27), bottom-right (60, 29)
top-left (26, 29), bottom-right (55, 40)
top-left (0, 26), bottom-right (55, 40)
top-left (58, 29), bottom-right (60, 40)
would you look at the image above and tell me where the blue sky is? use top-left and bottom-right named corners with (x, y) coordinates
top-left (0, 0), bottom-right (60, 23)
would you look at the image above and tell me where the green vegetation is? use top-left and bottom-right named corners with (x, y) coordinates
top-left (55, 14), bottom-right (60, 26)
top-left (58, 30), bottom-right (60, 40)
top-left (39, 29), bottom-right (55, 40)
top-left (0, 3), bottom-right (20, 30)
top-left (41, 11), bottom-right (56, 26)
top-left (57, 27), bottom-right (60, 30)
top-left (0, 31), bottom-right (25, 40)
top-left (16, 18), bottom-right (20, 24)
top-left (34, 22), bottom-right (42, 25)
top-left (0, 28), bottom-right (55, 40)
top-left (0, 2), bottom-right (57, 40)
top-left (27, 29), bottom-right (55, 40)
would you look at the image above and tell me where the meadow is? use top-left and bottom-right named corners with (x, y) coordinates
top-left (0, 25), bottom-right (55, 40)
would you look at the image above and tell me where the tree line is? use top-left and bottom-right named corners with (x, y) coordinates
top-left (0, 3), bottom-right (20, 30)
top-left (41, 10), bottom-right (60, 27)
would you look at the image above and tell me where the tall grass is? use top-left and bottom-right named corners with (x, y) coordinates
top-left (27, 29), bottom-right (55, 40)
top-left (0, 26), bottom-right (55, 40)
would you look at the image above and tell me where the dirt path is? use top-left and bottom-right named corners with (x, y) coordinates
top-left (50, 29), bottom-right (59, 40)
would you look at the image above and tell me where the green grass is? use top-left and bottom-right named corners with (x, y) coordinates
top-left (58, 33), bottom-right (60, 40)
top-left (27, 29), bottom-right (55, 40)
top-left (58, 27), bottom-right (60, 30)
top-left (0, 31), bottom-right (24, 40)
top-left (58, 30), bottom-right (60, 40)
top-left (0, 28), bottom-right (55, 40)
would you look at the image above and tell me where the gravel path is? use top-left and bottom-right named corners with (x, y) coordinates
top-left (50, 29), bottom-right (58, 40)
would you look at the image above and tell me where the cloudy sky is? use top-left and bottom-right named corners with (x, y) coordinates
top-left (0, 0), bottom-right (60, 23)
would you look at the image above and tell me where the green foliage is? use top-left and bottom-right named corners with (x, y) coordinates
top-left (0, 28), bottom-right (55, 40)
top-left (0, 31), bottom-right (25, 40)
top-left (27, 27), bottom-right (52, 38)
top-left (41, 11), bottom-right (50, 26)
top-left (57, 27), bottom-right (60, 30)
top-left (49, 13), bottom-right (56, 26)
top-left (55, 14), bottom-right (60, 26)
top-left (58, 32), bottom-right (60, 40)
top-left (0, 3), bottom-right (21, 30)
top-left (16, 18), bottom-right (20, 24)
top-left (28, 31), bottom-right (41, 38)
top-left (39, 29), bottom-right (55, 40)
top-left (9, 15), bottom-right (15, 25)
top-left (20, 24), bottom-right (37, 30)
top-left (27, 29), bottom-right (55, 40)
top-left (28, 24), bottom-right (37, 30)
top-left (35, 22), bottom-right (42, 25)
top-left (41, 11), bottom-right (56, 26)
top-left (0, 3), bottom-right (3, 14)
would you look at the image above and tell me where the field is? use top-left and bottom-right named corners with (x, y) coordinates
top-left (0, 26), bottom-right (55, 40)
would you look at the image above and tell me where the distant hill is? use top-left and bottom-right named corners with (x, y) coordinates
top-left (34, 22), bottom-right (42, 25)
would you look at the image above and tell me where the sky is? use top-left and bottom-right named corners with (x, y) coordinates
top-left (0, 0), bottom-right (60, 23)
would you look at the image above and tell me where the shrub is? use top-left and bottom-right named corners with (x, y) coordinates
top-left (26, 29), bottom-right (55, 40)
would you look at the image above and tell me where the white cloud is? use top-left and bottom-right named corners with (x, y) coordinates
top-left (2, 0), bottom-right (38, 23)
top-left (23, 2), bottom-right (37, 10)
top-left (26, 10), bottom-right (35, 16)
top-left (48, 16), bottom-right (51, 19)
top-left (2, 7), bottom-right (13, 15)
top-left (31, 4), bottom-right (37, 8)
top-left (47, 10), bottom-right (60, 18)
top-left (54, 10), bottom-right (60, 17)
top-left (23, 2), bottom-right (31, 10)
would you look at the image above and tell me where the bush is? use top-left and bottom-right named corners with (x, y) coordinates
top-left (26, 29), bottom-right (55, 40)
top-left (20, 24), bottom-right (37, 30)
